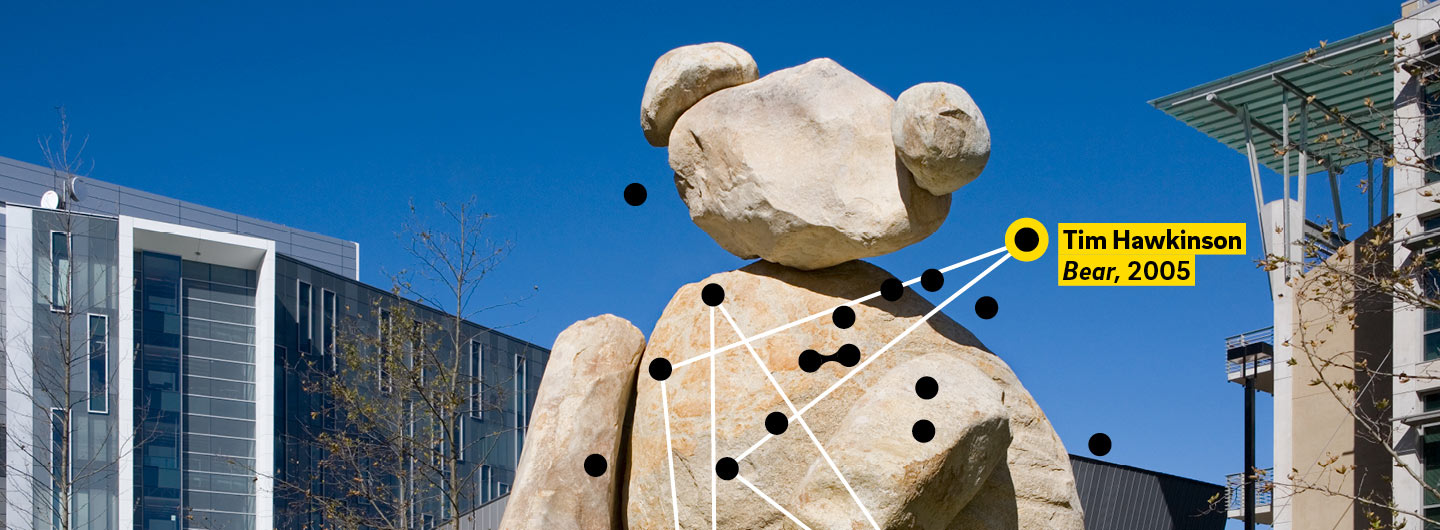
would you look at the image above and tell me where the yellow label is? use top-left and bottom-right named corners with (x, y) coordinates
top-left (1057, 223), bottom-right (1245, 256)
top-left (1058, 255), bottom-right (1197, 286)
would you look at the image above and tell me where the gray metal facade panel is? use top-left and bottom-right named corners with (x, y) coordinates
top-left (118, 189), bottom-right (182, 217)
top-left (236, 219), bottom-right (293, 246)
top-left (283, 241), bottom-right (344, 270)
top-left (117, 203), bottom-right (180, 224)
top-left (1070, 455), bottom-right (1227, 530)
top-left (177, 205), bottom-right (239, 233)
top-left (0, 155), bottom-right (360, 279)
top-left (457, 495), bottom-right (508, 530)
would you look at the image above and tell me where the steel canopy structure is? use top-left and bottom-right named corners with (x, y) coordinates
top-left (1150, 23), bottom-right (1401, 530)
top-left (1150, 25), bottom-right (1395, 176)
top-left (1151, 23), bottom-right (1397, 256)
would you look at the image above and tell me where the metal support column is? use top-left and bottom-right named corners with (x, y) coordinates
top-left (1298, 102), bottom-right (1310, 270)
top-left (1368, 155), bottom-right (1375, 228)
top-left (1242, 106), bottom-right (1270, 259)
top-left (1282, 94), bottom-right (1291, 280)
top-left (1384, 164), bottom-right (1393, 220)
top-left (1329, 168), bottom-right (1347, 240)
top-left (1245, 359), bottom-right (1257, 530)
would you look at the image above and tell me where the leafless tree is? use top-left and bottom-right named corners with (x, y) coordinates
top-left (280, 198), bottom-right (531, 529)
top-left (3, 108), bottom-right (146, 530)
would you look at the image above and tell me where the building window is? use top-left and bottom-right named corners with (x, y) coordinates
top-left (50, 231), bottom-right (70, 311)
top-left (1426, 252), bottom-right (1440, 361)
top-left (322, 289), bottom-right (336, 368)
top-left (514, 355), bottom-right (527, 466)
top-left (1426, 424), bottom-right (1440, 527)
top-left (479, 465), bottom-right (492, 503)
top-left (298, 280), bottom-right (312, 353)
top-left (378, 309), bottom-right (392, 393)
top-left (88, 314), bottom-right (108, 414)
top-left (469, 340), bottom-right (483, 420)
top-left (498, 482), bottom-right (510, 497)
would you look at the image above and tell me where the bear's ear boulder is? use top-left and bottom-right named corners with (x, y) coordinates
top-left (892, 82), bottom-right (991, 195)
top-left (640, 42), bottom-right (758, 147)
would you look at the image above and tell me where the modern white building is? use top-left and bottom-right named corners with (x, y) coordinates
top-left (0, 154), bottom-right (547, 530)
top-left (1153, 2), bottom-right (1440, 528)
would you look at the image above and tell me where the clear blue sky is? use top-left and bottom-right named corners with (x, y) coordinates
top-left (0, 0), bottom-right (1402, 514)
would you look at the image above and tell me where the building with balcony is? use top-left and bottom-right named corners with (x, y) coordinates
top-left (1150, 1), bottom-right (1440, 528)
top-left (0, 154), bottom-right (547, 530)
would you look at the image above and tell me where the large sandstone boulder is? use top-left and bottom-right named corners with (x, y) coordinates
top-left (641, 42), bottom-right (759, 147)
top-left (667, 59), bottom-right (950, 271)
top-left (795, 353), bottom-right (1012, 529)
top-left (626, 261), bottom-right (1083, 529)
top-left (500, 315), bottom-right (646, 530)
top-left (892, 82), bottom-right (991, 195)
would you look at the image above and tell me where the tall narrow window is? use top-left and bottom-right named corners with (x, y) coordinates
top-left (50, 231), bottom-right (70, 311)
top-left (378, 309), bottom-right (392, 393)
top-left (514, 355), bottom-right (527, 466)
top-left (298, 280), bottom-right (312, 353)
top-left (1425, 425), bottom-right (1440, 524)
top-left (479, 465), bottom-right (492, 503)
top-left (1425, 221), bottom-right (1440, 361)
top-left (469, 340), bottom-right (483, 419)
top-left (322, 289), bottom-right (336, 369)
top-left (455, 417), bottom-right (465, 463)
top-left (88, 314), bottom-right (108, 413)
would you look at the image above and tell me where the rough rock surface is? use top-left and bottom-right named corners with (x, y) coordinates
top-left (499, 315), bottom-right (646, 530)
top-left (641, 42), bottom-right (759, 147)
top-left (626, 261), bottom-right (1083, 529)
top-left (892, 82), bottom-right (991, 196)
top-left (795, 353), bottom-right (1011, 529)
top-left (667, 59), bottom-right (950, 270)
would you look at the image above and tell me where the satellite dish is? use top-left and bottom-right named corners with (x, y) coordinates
top-left (40, 190), bottom-right (60, 210)
top-left (67, 176), bottom-right (86, 202)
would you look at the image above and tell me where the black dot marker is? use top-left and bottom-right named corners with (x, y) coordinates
top-left (716, 457), bottom-right (739, 480)
top-left (1015, 227), bottom-right (1039, 252)
top-left (765, 412), bottom-right (788, 435)
top-left (912, 420), bottom-right (935, 443)
top-left (584, 454), bottom-right (608, 477)
top-left (648, 358), bottom-right (672, 381)
top-left (624, 183), bottom-right (647, 206)
top-left (880, 278), bottom-right (904, 301)
top-left (832, 306), bottom-right (856, 329)
top-left (798, 349), bottom-right (823, 373)
top-left (915, 376), bottom-right (938, 400)
top-left (974, 296), bottom-right (998, 320)
top-left (1088, 433), bottom-right (1112, 457)
top-left (702, 283), bottom-right (725, 307)
top-left (921, 269), bottom-right (944, 292)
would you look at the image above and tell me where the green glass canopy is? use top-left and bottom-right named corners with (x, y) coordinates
top-left (1150, 25), bottom-right (1395, 175)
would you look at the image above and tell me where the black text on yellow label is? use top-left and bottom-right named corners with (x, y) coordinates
top-left (1058, 255), bottom-right (1197, 286)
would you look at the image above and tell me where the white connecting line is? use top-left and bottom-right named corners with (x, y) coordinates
top-left (720, 305), bottom-right (881, 530)
top-left (660, 246), bottom-right (1011, 530)
top-left (671, 246), bottom-right (1007, 370)
top-left (737, 475), bottom-right (814, 530)
top-left (709, 307), bottom-right (717, 530)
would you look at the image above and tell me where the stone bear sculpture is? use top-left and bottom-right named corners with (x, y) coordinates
top-left (499, 43), bottom-right (1083, 530)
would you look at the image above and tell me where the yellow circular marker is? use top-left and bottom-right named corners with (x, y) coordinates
top-left (1005, 218), bottom-right (1048, 262)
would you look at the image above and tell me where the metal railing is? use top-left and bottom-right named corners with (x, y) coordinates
top-left (1226, 356), bottom-right (1273, 375)
top-left (1226, 468), bottom-right (1274, 511)
top-left (1225, 327), bottom-right (1274, 351)
top-left (1225, 327), bottom-right (1274, 375)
